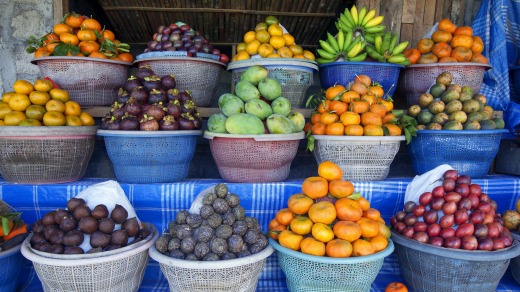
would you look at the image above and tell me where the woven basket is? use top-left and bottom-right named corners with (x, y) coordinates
top-left (407, 130), bottom-right (508, 178)
top-left (269, 238), bottom-right (394, 292)
top-left (32, 57), bottom-right (131, 107)
top-left (149, 243), bottom-right (273, 292)
top-left (134, 57), bottom-right (225, 107)
top-left (228, 59), bottom-right (318, 108)
top-left (204, 131), bottom-right (304, 183)
top-left (312, 135), bottom-right (405, 181)
top-left (391, 230), bottom-right (520, 292)
top-left (21, 223), bottom-right (158, 292)
top-left (98, 130), bottom-right (202, 183)
top-left (399, 63), bottom-right (491, 106)
top-left (0, 126), bottom-right (97, 184)
top-left (511, 232), bottom-right (520, 284)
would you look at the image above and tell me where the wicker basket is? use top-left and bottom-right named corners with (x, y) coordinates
top-left (97, 130), bottom-right (202, 184)
top-left (149, 243), bottom-right (274, 292)
top-left (32, 57), bottom-right (131, 107)
top-left (407, 130), bottom-right (508, 178)
top-left (510, 232), bottom-right (520, 284)
top-left (269, 238), bottom-right (394, 292)
top-left (21, 223), bottom-right (158, 292)
top-left (391, 230), bottom-right (520, 292)
top-left (0, 126), bottom-right (97, 184)
top-left (0, 243), bottom-right (25, 292)
top-left (204, 131), bottom-right (304, 183)
top-left (227, 59), bottom-right (318, 108)
top-left (399, 63), bottom-right (491, 106)
top-left (134, 57), bottom-right (225, 107)
top-left (312, 135), bottom-right (405, 181)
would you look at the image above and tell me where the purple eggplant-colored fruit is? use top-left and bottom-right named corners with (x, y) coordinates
top-left (130, 86), bottom-right (149, 104)
top-left (148, 89), bottom-right (166, 104)
top-left (137, 65), bottom-right (154, 81)
top-left (160, 74), bottom-right (176, 90)
top-left (142, 76), bottom-right (161, 92)
top-left (159, 115), bottom-right (179, 130)
top-left (140, 115), bottom-right (159, 131)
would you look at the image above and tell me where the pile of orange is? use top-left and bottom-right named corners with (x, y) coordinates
top-left (29, 12), bottom-right (133, 62)
top-left (305, 75), bottom-right (402, 137)
top-left (404, 18), bottom-right (487, 64)
top-left (0, 79), bottom-right (95, 127)
top-left (269, 161), bottom-right (391, 258)
top-left (232, 15), bottom-right (315, 61)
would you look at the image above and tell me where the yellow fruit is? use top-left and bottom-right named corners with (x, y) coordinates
top-left (29, 91), bottom-right (51, 105)
top-left (270, 35), bottom-right (285, 49)
top-left (79, 112), bottom-right (95, 126)
top-left (282, 34), bottom-right (295, 46)
top-left (235, 51), bottom-right (250, 61)
top-left (0, 103), bottom-right (12, 119)
top-left (4, 111), bottom-right (26, 126)
top-left (277, 46), bottom-right (293, 58)
top-left (0, 120), bottom-right (5, 126)
top-left (18, 119), bottom-right (42, 126)
top-left (33, 79), bottom-right (54, 92)
top-left (265, 16), bottom-right (279, 26)
top-left (236, 42), bottom-right (247, 52)
top-left (255, 29), bottom-right (271, 44)
top-left (49, 88), bottom-right (70, 103)
top-left (244, 31), bottom-right (256, 44)
top-left (267, 53), bottom-right (281, 58)
top-left (258, 43), bottom-right (275, 58)
top-left (1, 91), bottom-right (16, 103)
top-left (65, 115), bottom-right (83, 126)
top-left (290, 44), bottom-right (304, 56)
top-left (64, 101), bottom-right (81, 116)
top-left (303, 50), bottom-right (316, 61)
top-left (45, 99), bottom-right (65, 113)
top-left (43, 111), bottom-right (66, 126)
top-left (9, 93), bottom-right (31, 111)
top-left (245, 40), bottom-right (261, 55)
top-left (25, 104), bottom-right (46, 121)
top-left (293, 54), bottom-right (305, 59)
top-left (268, 24), bottom-right (284, 36)
top-left (13, 80), bottom-right (34, 95)
top-left (517, 199), bottom-right (520, 213)
top-left (255, 22), bottom-right (268, 32)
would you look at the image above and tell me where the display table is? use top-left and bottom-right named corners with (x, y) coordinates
top-left (3, 176), bottom-right (520, 291)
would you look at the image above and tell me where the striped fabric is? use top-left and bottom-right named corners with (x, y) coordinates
top-left (1, 176), bottom-right (520, 291)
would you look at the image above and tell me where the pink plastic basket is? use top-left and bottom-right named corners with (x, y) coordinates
top-left (204, 131), bottom-right (304, 183)
top-left (399, 63), bottom-right (491, 106)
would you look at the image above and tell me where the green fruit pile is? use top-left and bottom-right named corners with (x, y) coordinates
top-left (407, 71), bottom-right (505, 130)
top-left (207, 65), bottom-right (305, 135)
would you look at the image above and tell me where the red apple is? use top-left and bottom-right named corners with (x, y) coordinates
top-left (443, 169), bottom-right (459, 180)
top-left (487, 222), bottom-right (501, 238)
top-left (423, 210), bottom-right (439, 225)
top-left (442, 201), bottom-right (457, 215)
top-left (454, 208), bottom-right (469, 225)
top-left (455, 223), bottom-right (474, 238)
top-left (440, 227), bottom-right (456, 239)
top-left (427, 223), bottom-right (441, 237)
top-left (461, 235), bottom-right (478, 250)
top-left (419, 192), bottom-right (433, 206)
top-left (432, 186), bottom-right (445, 198)
top-left (442, 179), bottom-right (456, 192)
top-left (439, 214), bottom-right (455, 228)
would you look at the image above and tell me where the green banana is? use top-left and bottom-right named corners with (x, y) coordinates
top-left (375, 35), bottom-right (383, 53)
top-left (327, 33), bottom-right (340, 52)
top-left (381, 32), bottom-right (391, 54)
top-left (389, 34), bottom-right (398, 54)
top-left (337, 21), bottom-right (351, 32)
top-left (366, 45), bottom-right (384, 60)
top-left (347, 35), bottom-right (362, 52)
top-left (395, 59), bottom-right (411, 66)
top-left (361, 10), bottom-right (376, 26)
top-left (365, 16), bottom-right (384, 28)
top-left (392, 41), bottom-right (409, 55)
top-left (357, 7), bottom-right (367, 25)
top-left (335, 22), bottom-right (340, 31)
top-left (387, 54), bottom-right (407, 63)
top-left (337, 30), bottom-right (345, 52)
top-left (365, 25), bottom-right (386, 34)
top-left (351, 5), bottom-right (359, 25)
top-left (364, 34), bottom-right (375, 44)
top-left (339, 14), bottom-right (354, 28)
top-left (343, 30), bottom-right (353, 52)
top-left (317, 49), bottom-right (338, 60)
top-left (316, 58), bottom-right (336, 65)
top-left (343, 8), bottom-right (356, 27)
top-left (319, 40), bottom-right (337, 54)
top-left (349, 52), bottom-right (367, 62)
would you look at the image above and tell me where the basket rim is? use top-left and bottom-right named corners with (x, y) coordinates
top-left (0, 126), bottom-right (98, 137)
top-left (21, 223), bottom-right (158, 266)
top-left (31, 56), bottom-right (132, 66)
top-left (391, 230), bottom-right (520, 261)
top-left (269, 237), bottom-right (394, 264)
top-left (134, 56), bottom-right (226, 67)
top-left (148, 242), bottom-right (274, 268)
top-left (405, 62), bottom-right (492, 70)
top-left (0, 242), bottom-right (21, 259)
top-left (312, 134), bottom-right (405, 141)
top-left (318, 61), bottom-right (405, 69)
top-left (415, 129), bottom-right (509, 135)
top-left (97, 129), bottom-right (203, 137)
top-left (227, 58), bottom-right (318, 71)
top-left (204, 131), bottom-right (305, 141)
top-left (513, 231), bottom-right (520, 241)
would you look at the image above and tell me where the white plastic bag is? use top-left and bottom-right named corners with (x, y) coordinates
top-left (404, 164), bottom-right (454, 204)
top-left (188, 185), bottom-right (216, 214)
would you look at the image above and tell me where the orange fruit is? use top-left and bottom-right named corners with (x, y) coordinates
top-left (265, 16), bottom-right (279, 26)
top-left (89, 51), bottom-right (108, 59)
top-left (418, 53), bottom-right (439, 64)
top-left (300, 237), bottom-right (326, 256)
top-left (303, 50), bottom-right (315, 60)
top-left (243, 31), bottom-right (256, 44)
top-left (268, 24), bottom-right (283, 36)
top-left (245, 40), bottom-right (261, 55)
top-left (8, 93), bottom-right (31, 111)
top-left (53, 23), bottom-right (73, 35)
top-left (368, 86), bottom-right (384, 99)
top-left (276, 208), bottom-right (295, 226)
top-left (325, 122), bottom-right (344, 135)
top-left (341, 90), bottom-right (360, 103)
top-left (417, 38), bottom-right (434, 54)
top-left (101, 29), bottom-right (116, 41)
top-left (344, 124), bottom-right (364, 136)
top-left (266, 53), bottom-right (281, 58)
top-left (329, 100), bottom-right (348, 115)
top-left (358, 197), bottom-right (371, 211)
top-left (277, 46), bottom-right (293, 58)
top-left (311, 122), bottom-right (326, 135)
top-left (43, 111), bottom-right (66, 126)
top-left (49, 88), bottom-right (70, 103)
top-left (59, 32), bottom-right (79, 46)
top-left (45, 99), bottom-right (65, 113)
top-left (454, 26), bottom-right (473, 36)
top-left (404, 48), bottom-right (421, 64)
top-left (235, 51), bottom-right (250, 61)
top-left (358, 217), bottom-right (380, 238)
top-left (438, 18), bottom-right (456, 33)
top-left (270, 35), bottom-right (285, 49)
top-left (379, 100), bottom-right (394, 112)
top-left (471, 52), bottom-right (489, 64)
top-left (431, 30), bottom-right (453, 43)
top-left (451, 35), bottom-right (474, 49)
top-left (77, 29), bottom-right (97, 41)
top-left (385, 282), bottom-right (408, 292)
top-left (258, 43), bottom-right (275, 58)
top-left (378, 221), bottom-right (391, 238)
top-left (64, 101), bottom-right (81, 116)
top-left (29, 91), bottom-right (51, 105)
top-left (118, 53), bottom-right (134, 63)
top-left (361, 112), bottom-right (382, 126)
top-left (329, 180), bottom-right (354, 198)
top-left (0, 103), bottom-right (12, 119)
top-left (471, 36), bottom-right (484, 53)
top-left (78, 41), bottom-right (100, 54)
top-left (65, 115), bottom-right (83, 126)
top-left (340, 111), bottom-right (361, 126)
top-left (79, 112), bottom-right (95, 126)
top-left (384, 123), bottom-right (403, 136)
top-left (278, 230), bottom-right (303, 250)
top-left (308, 202), bottom-right (337, 225)
top-left (355, 75), bottom-right (371, 87)
top-left (364, 124), bottom-right (384, 136)
top-left (310, 113), bottom-right (322, 124)
top-left (451, 46), bottom-right (473, 62)
top-left (4, 111), bottom-right (26, 126)
top-left (351, 99), bottom-right (370, 114)
top-left (236, 42), bottom-right (247, 52)
top-left (287, 193), bottom-right (314, 215)
top-left (282, 34), bottom-right (295, 46)
top-left (13, 80), bottom-right (34, 95)
top-left (311, 222), bottom-right (335, 243)
top-left (370, 103), bottom-right (388, 118)
top-left (318, 160), bottom-right (343, 181)
top-left (335, 198), bottom-right (363, 221)
top-left (81, 18), bottom-right (102, 32)
top-left (325, 85), bottom-right (346, 100)
top-left (293, 54), bottom-right (305, 59)
top-left (255, 29), bottom-right (271, 44)
top-left (19, 119), bottom-right (42, 126)
top-left (351, 82), bottom-right (368, 95)
top-left (33, 79), bottom-right (53, 92)
top-left (289, 44), bottom-right (303, 56)
top-left (320, 112), bottom-right (339, 125)
top-left (255, 22), bottom-right (268, 32)
top-left (301, 176), bottom-right (329, 199)
top-left (432, 42), bottom-right (452, 59)
top-left (333, 220), bottom-right (362, 242)
top-left (34, 47), bottom-right (50, 58)
top-left (352, 238), bottom-right (375, 256)
top-left (65, 13), bottom-right (84, 28)
top-left (326, 239), bottom-right (353, 258)
top-left (46, 42), bottom-right (61, 54)
top-left (369, 234), bottom-right (389, 252)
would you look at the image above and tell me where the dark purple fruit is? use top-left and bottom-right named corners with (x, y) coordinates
top-left (142, 76), bottom-right (161, 92)
top-left (178, 114), bottom-right (195, 130)
top-left (60, 215), bottom-right (78, 232)
top-left (123, 76), bottom-right (142, 93)
top-left (130, 86), bottom-right (149, 104)
top-left (192, 114), bottom-right (202, 130)
top-left (111, 106), bottom-right (125, 120)
top-left (136, 65), bottom-right (154, 81)
top-left (146, 104), bottom-right (166, 121)
top-left (181, 100), bottom-right (197, 115)
top-left (111, 230), bottom-right (129, 246)
top-left (160, 74), bottom-right (176, 90)
top-left (30, 233), bottom-right (47, 245)
top-left (106, 118), bottom-right (121, 130)
top-left (122, 217), bottom-right (140, 237)
top-left (100, 114), bottom-right (111, 130)
top-left (72, 204), bottom-right (91, 221)
top-left (173, 40), bottom-right (184, 49)
top-left (90, 231), bottom-right (111, 248)
top-left (64, 246), bottom-right (84, 254)
top-left (159, 115), bottom-right (179, 130)
top-left (63, 230), bottom-right (84, 246)
top-left (120, 115), bottom-right (140, 130)
top-left (123, 98), bottom-right (142, 116)
top-left (166, 89), bottom-right (180, 102)
top-left (157, 25), bottom-right (166, 34)
top-left (53, 209), bottom-right (70, 225)
top-left (148, 40), bottom-right (158, 51)
top-left (42, 212), bottom-right (56, 226)
top-left (148, 89), bottom-right (166, 104)
top-left (79, 216), bottom-right (98, 234)
top-left (32, 220), bottom-right (44, 234)
top-left (140, 115), bottom-right (159, 131)
top-left (117, 88), bottom-right (130, 104)
top-left (49, 229), bottom-right (65, 245)
top-left (166, 100), bottom-right (181, 117)
top-left (178, 90), bottom-right (192, 103)
top-left (98, 218), bottom-right (115, 234)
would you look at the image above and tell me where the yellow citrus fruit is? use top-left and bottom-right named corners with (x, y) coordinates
top-left (282, 34), bottom-right (295, 46)
top-left (2, 91), bottom-right (16, 103)
top-left (268, 24), bottom-right (283, 36)
top-left (243, 31), bottom-right (257, 44)
top-left (45, 99), bottom-right (66, 113)
top-left (231, 55), bottom-right (237, 62)
top-left (293, 54), bottom-right (305, 59)
top-left (49, 88), bottom-right (70, 103)
top-left (25, 104), bottom-right (46, 121)
top-left (290, 44), bottom-right (304, 56)
top-left (235, 51), bottom-right (250, 61)
top-left (79, 112), bottom-right (95, 126)
top-left (267, 53), bottom-right (281, 58)
top-left (0, 120), bottom-right (5, 126)
top-left (303, 50), bottom-right (316, 61)
top-left (43, 111), bottom-right (66, 126)
top-left (270, 35), bottom-right (285, 49)
top-left (277, 46), bottom-right (293, 58)
top-left (19, 119), bottom-right (42, 126)
top-left (65, 115), bottom-right (83, 126)
top-left (9, 93), bottom-right (31, 111)
top-left (255, 22), bottom-right (268, 32)
top-left (13, 80), bottom-right (34, 95)
top-left (236, 42), bottom-right (247, 52)
top-left (265, 16), bottom-right (279, 26)
top-left (33, 79), bottom-right (54, 92)
top-left (255, 29), bottom-right (271, 44)
top-left (0, 103), bottom-right (12, 119)
top-left (29, 91), bottom-right (51, 105)
top-left (245, 40), bottom-right (261, 55)
top-left (4, 111), bottom-right (26, 126)
top-left (258, 43), bottom-right (275, 58)
top-left (64, 101), bottom-right (81, 116)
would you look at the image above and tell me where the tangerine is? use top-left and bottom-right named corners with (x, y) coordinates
top-left (269, 35), bottom-right (285, 49)
top-left (432, 42), bottom-right (452, 59)
top-left (333, 220), bottom-right (362, 242)
top-left (302, 176), bottom-right (329, 199)
top-left (308, 202), bottom-right (337, 225)
top-left (341, 90), bottom-right (360, 103)
top-left (329, 180), bottom-right (354, 198)
top-left (326, 239), bottom-right (353, 258)
top-left (451, 46), bottom-right (473, 62)
top-left (417, 38), bottom-right (434, 54)
top-left (65, 115), bottom-right (83, 126)
top-left (369, 234), bottom-right (389, 252)
top-left (364, 124), bottom-right (384, 136)
top-left (13, 80), bottom-right (34, 94)
top-left (283, 34), bottom-right (295, 46)
top-left (361, 112), bottom-right (382, 126)
top-left (255, 29), bottom-right (271, 44)
top-left (318, 160), bottom-right (343, 181)
top-left (352, 238), bottom-right (375, 256)
top-left (311, 122), bottom-right (326, 135)
top-left (431, 30), bottom-right (453, 43)
top-left (329, 100), bottom-right (348, 115)
top-left (344, 124), bottom-right (364, 136)
top-left (471, 36), bottom-right (484, 53)
top-left (81, 18), bottom-right (102, 32)
top-left (79, 112), bottom-right (95, 126)
top-left (451, 34), bottom-right (473, 49)
top-left (325, 85), bottom-right (346, 100)
top-left (268, 24), bottom-right (283, 36)
top-left (438, 18), bottom-right (456, 33)
top-left (277, 46), bottom-right (293, 58)
top-left (404, 48), bottom-right (421, 64)
top-left (320, 112), bottom-right (339, 125)
top-left (4, 111), bottom-right (26, 126)
top-left (335, 198), bottom-right (363, 221)
top-left (454, 26), bottom-right (473, 36)
top-left (340, 111), bottom-right (361, 126)
top-left (9, 93), bottom-right (31, 111)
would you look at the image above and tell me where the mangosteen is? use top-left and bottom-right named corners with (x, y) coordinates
top-left (160, 74), bottom-right (176, 90)
top-left (111, 204), bottom-right (128, 224)
top-left (49, 229), bottom-right (65, 245)
top-left (166, 100), bottom-right (181, 118)
top-left (110, 230), bottom-right (129, 246)
top-left (78, 216), bottom-right (98, 234)
top-left (192, 114), bottom-right (202, 130)
top-left (130, 86), bottom-right (149, 104)
top-left (117, 88), bottom-right (130, 104)
top-left (145, 104), bottom-right (166, 121)
top-left (98, 218), bottom-right (116, 234)
top-left (90, 231), bottom-right (111, 248)
top-left (176, 210), bottom-right (190, 224)
top-left (120, 115), bottom-right (140, 131)
top-left (106, 117), bottom-right (121, 130)
top-left (166, 88), bottom-right (180, 102)
top-left (63, 230), bottom-right (84, 246)
top-left (178, 90), bottom-right (192, 103)
top-left (63, 246), bottom-right (84, 254)
top-left (43, 225), bottom-right (59, 241)
top-left (180, 100), bottom-right (196, 114)
top-left (141, 103), bottom-right (151, 113)
top-left (123, 76), bottom-right (142, 93)
top-left (148, 88), bottom-right (166, 104)
top-left (73, 204), bottom-right (91, 221)
top-left (136, 65), bottom-right (154, 81)
top-left (32, 220), bottom-right (44, 234)
top-left (100, 114), bottom-right (112, 130)
top-left (123, 98), bottom-right (142, 116)
top-left (140, 115), bottom-right (159, 131)
top-left (159, 115), bottom-right (179, 130)
top-left (59, 215), bottom-right (78, 232)
top-left (53, 209), bottom-right (70, 225)
top-left (178, 114), bottom-right (195, 130)
top-left (122, 217), bottom-right (140, 237)
top-left (111, 105), bottom-right (126, 120)
top-left (42, 211), bottom-right (56, 226)
top-left (142, 76), bottom-right (161, 92)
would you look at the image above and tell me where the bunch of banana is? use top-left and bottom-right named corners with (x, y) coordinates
top-left (335, 5), bottom-right (385, 45)
top-left (366, 32), bottom-right (411, 65)
top-left (316, 30), bottom-right (367, 64)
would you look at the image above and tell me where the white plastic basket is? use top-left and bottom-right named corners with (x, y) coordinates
top-left (312, 135), bottom-right (405, 181)
top-left (149, 243), bottom-right (274, 292)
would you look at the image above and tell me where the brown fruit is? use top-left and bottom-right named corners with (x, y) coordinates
top-left (503, 210), bottom-right (520, 231)
top-left (53, 209), bottom-right (70, 225)
top-left (122, 217), bottom-right (140, 237)
top-left (110, 230), bottom-right (129, 246)
top-left (91, 204), bottom-right (109, 219)
top-left (63, 246), bottom-right (84, 254)
top-left (79, 216), bottom-right (98, 234)
top-left (73, 204), bottom-right (91, 221)
top-left (111, 204), bottom-right (128, 224)
top-left (67, 198), bottom-right (86, 212)
top-left (90, 231), bottom-right (111, 248)
top-left (63, 230), bottom-right (85, 246)
top-left (98, 218), bottom-right (116, 234)
top-left (59, 215), bottom-right (78, 232)
top-left (42, 212), bottom-right (57, 226)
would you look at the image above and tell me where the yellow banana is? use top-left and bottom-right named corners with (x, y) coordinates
top-left (361, 10), bottom-right (376, 26)
top-left (357, 7), bottom-right (367, 26)
top-left (346, 35), bottom-right (362, 52)
top-left (365, 16), bottom-right (384, 28)
top-left (350, 6), bottom-right (359, 26)
top-left (392, 41), bottom-right (409, 55)
top-left (319, 40), bottom-right (337, 54)
top-left (375, 35), bottom-right (383, 53)
top-left (337, 30), bottom-right (345, 52)
top-left (347, 42), bottom-right (362, 58)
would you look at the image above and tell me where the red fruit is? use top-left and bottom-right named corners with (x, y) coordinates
top-left (394, 222), bottom-right (406, 233)
top-left (395, 211), bottom-right (406, 222)
top-left (480, 193), bottom-right (490, 203)
top-left (442, 201), bottom-right (457, 215)
top-left (427, 223), bottom-right (441, 237)
top-left (423, 210), bottom-right (439, 225)
top-left (477, 202), bottom-right (492, 213)
top-left (454, 208), bottom-right (469, 225)
top-left (487, 222), bottom-right (501, 238)
top-left (478, 236), bottom-right (494, 251)
top-left (455, 183), bottom-right (469, 197)
top-left (440, 214), bottom-right (455, 228)
top-left (469, 210), bottom-right (484, 224)
top-left (473, 223), bottom-right (488, 237)
top-left (492, 237), bottom-right (505, 250)
top-left (444, 236), bottom-right (461, 249)
top-left (390, 216), bottom-right (397, 226)
top-left (442, 179), bottom-right (456, 192)
top-left (483, 213), bottom-right (495, 224)
top-left (461, 235), bottom-right (478, 250)
top-left (429, 236), bottom-right (444, 247)
top-left (419, 192), bottom-right (433, 206)
top-left (468, 194), bottom-right (480, 209)
top-left (413, 232), bottom-right (429, 243)
top-left (443, 169), bottom-right (459, 180)
top-left (456, 175), bottom-right (471, 185)
top-left (469, 184), bottom-right (482, 196)
top-left (445, 192), bottom-right (462, 203)
top-left (219, 53), bottom-right (230, 63)
top-left (430, 197), bottom-right (445, 211)
top-left (458, 198), bottom-right (472, 210)
top-left (440, 227), bottom-right (456, 239)
top-left (413, 205), bottom-right (426, 217)
top-left (402, 226), bottom-right (415, 238)
top-left (455, 223), bottom-right (474, 238)
top-left (404, 214), bottom-right (418, 226)
top-left (489, 200), bottom-right (498, 211)
top-left (432, 186), bottom-right (445, 198)
top-left (414, 222), bottom-right (428, 232)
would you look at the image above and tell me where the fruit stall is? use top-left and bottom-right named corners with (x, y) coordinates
top-left (1, 0), bottom-right (520, 292)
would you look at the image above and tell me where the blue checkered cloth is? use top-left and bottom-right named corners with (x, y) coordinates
top-left (2, 177), bottom-right (520, 291)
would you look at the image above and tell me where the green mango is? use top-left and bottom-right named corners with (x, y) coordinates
top-left (287, 111), bottom-right (305, 132)
top-left (235, 80), bottom-right (260, 102)
top-left (467, 112), bottom-right (482, 122)
top-left (480, 119), bottom-right (496, 130)
top-left (445, 100), bottom-right (463, 114)
top-left (240, 65), bottom-right (269, 86)
top-left (440, 89), bottom-right (460, 103)
top-left (428, 100), bottom-right (445, 114)
top-left (493, 118), bottom-right (505, 129)
top-left (464, 120), bottom-right (481, 130)
top-left (245, 99), bottom-right (273, 120)
top-left (271, 96), bottom-right (292, 116)
top-left (258, 78), bottom-right (282, 101)
top-left (218, 93), bottom-right (240, 108)
top-left (417, 110), bottom-right (433, 125)
top-left (462, 99), bottom-right (480, 114)
top-left (443, 121), bottom-right (463, 130)
top-left (426, 123), bottom-right (442, 130)
top-left (449, 111), bottom-right (468, 124)
top-left (431, 113), bottom-right (449, 125)
top-left (207, 113), bottom-right (228, 133)
top-left (221, 97), bottom-right (245, 117)
top-left (429, 84), bottom-right (446, 98)
top-left (225, 113), bottom-right (265, 134)
top-left (266, 114), bottom-right (295, 134)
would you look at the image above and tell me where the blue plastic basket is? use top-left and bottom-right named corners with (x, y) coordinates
top-left (269, 238), bottom-right (394, 292)
top-left (407, 130), bottom-right (508, 178)
top-left (97, 130), bottom-right (202, 183)
top-left (318, 62), bottom-right (404, 97)
top-left (0, 244), bottom-right (24, 292)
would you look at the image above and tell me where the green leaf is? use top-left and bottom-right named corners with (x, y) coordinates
top-left (347, 192), bottom-right (361, 200)
top-left (94, 30), bottom-right (102, 40)
top-left (53, 43), bottom-right (69, 56)
top-left (382, 125), bottom-right (390, 136)
top-left (306, 135), bottom-right (315, 152)
top-left (1, 217), bottom-right (10, 236)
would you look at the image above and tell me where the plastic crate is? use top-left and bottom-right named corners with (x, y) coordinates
top-left (511, 232), bottom-right (520, 284)
top-left (399, 63), bottom-right (491, 106)
top-left (228, 58), bottom-right (318, 108)
top-left (0, 243), bottom-right (24, 292)
top-left (312, 135), bottom-right (405, 181)
top-left (318, 62), bottom-right (404, 97)
top-left (134, 57), bottom-right (225, 107)
top-left (149, 243), bottom-right (274, 292)
top-left (204, 131), bottom-right (304, 183)
top-left (407, 130), bottom-right (507, 178)
top-left (98, 130), bottom-right (202, 184)
top-left (391, 230), bottom-right (520, 292)
top-left (0, 126), bottom-right (97, 184)
top-left (32, 57), bottom-right (130, 107)
top-left (269, 238), bottom-right (394, 292)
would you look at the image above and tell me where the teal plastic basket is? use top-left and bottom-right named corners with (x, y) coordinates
top-left (269, 238), bottom-right (394, 292)
top-left (407, 130), bottom-right (508, 178)
top-left (97, 130), bottom-right (202, 183)
top-left (0, 244), bottom-right (24, 292)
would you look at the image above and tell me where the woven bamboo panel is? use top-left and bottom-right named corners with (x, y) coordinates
top-left (96, 0), bottom-right (341, 47)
